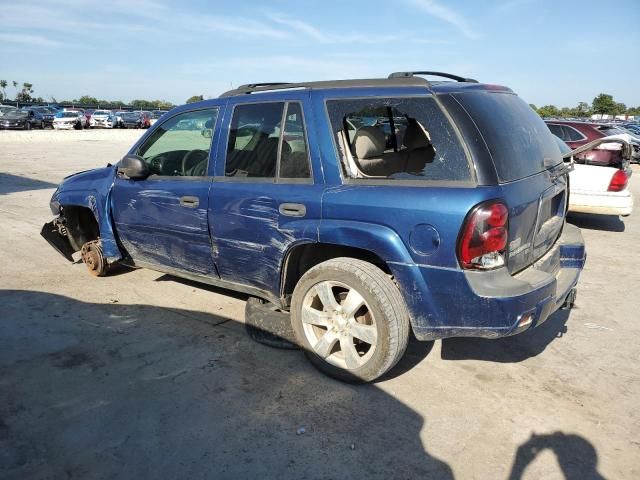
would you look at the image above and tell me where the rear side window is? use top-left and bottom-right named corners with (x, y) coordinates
top-left (326, 97), bottom-right (471, 182)
top-left (225, 102), bottom-right (312, 180)
top-left (453, 92), bottom-right (561, 182)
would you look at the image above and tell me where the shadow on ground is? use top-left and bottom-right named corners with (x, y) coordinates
top-left (0, 289), bottom-right (452, 479)
top-left (508, 432), bottom-right (605, 480)
top-left (0, 173), bottom-right (57, 196)
top-left (441, 310), bottom-right (571, 363)
top-left (567, 212), bottom-right (625, 232)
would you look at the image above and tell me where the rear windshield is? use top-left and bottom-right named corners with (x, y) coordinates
top-left (452, 91), bottom-right (561, 182)
top-left (326, 97), bottom-right (471, 182)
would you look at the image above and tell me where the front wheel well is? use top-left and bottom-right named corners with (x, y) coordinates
top-left (280, 243), bottom-right (391, 304)
top-left (61, 205), bottom-right (100, 251)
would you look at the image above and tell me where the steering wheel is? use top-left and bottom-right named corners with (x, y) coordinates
top-left (181, 149), bottom-right (208, 176)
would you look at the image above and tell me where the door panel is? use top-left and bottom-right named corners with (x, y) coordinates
top-left (209, 98), bottom-right (322, 296)
top-left (210, 182), bottom-right (321, 293)
top-left (112, 178), bottom-right (217, 275)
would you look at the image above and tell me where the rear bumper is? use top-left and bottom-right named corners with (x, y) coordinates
top-left (569, 190), bottom-right (633, 216)
top-left (391, 223), bottom-right (586, 341)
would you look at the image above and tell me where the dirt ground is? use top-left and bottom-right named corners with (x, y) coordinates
top-left (1, 129), bottom-right (638, 479)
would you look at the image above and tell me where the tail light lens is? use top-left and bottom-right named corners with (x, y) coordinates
top-left (458, 201), bottom-right (509, 270)
top-left (608, 170), bottom-right (628, 192)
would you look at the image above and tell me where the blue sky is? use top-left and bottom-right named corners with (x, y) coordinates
top-left (1, 0), bottom-right (638, 107)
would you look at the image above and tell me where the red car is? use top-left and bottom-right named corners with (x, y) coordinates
top-left (139, 111), bottom-right (152, 129)
top-left (545, 120), bottom-right (625, 169)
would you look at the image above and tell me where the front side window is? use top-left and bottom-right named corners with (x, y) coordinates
top-left (327, 97), bottom-right (471, 182)
top-left (137, 108), bottom-right (218, 177)
top-left (225, 102), bottom-right (311, 180)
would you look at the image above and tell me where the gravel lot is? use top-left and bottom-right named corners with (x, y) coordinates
top-left (1, 129), bottom-right (639, 479)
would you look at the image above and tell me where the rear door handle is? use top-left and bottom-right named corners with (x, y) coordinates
top-left (180, 196), bottom-right (199, 208)
top-left (279, 203), bottom-right (306, 217)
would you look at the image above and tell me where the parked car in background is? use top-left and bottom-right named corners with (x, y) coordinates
top-left (41, 72), bottom-right (586, 382)
top-left (120, 111), bottom-right (142, 129)
top-left (89, 110), bottom-right (117, 129)
top-left (546, 120), bottom-right (628, 169)
top-left (554, 136), bottom-right (633, 216)
top-left (0, 109), bottom-right (44, 129)
top-left (113, 111), bottom-right (127, 128)
top-left (53, 110), bottom-right (88, 130)
top-left (83, 109), bottom-right (95, 126)
top-left (31, 106), bottom-right (56, 128)
top-left (149, 110), bottom-right (168, 126)
top-left (0, 104), bottom-right (18, 117)
top-left (595, 124), bottom-right (640, 163)
top-left (139, 111), bottom-right (152, 129)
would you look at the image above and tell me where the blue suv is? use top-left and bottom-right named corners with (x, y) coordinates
top-left (41, 72), bottom-right (586, 382)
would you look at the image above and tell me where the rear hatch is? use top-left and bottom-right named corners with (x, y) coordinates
top-left (448, 90), bottom-right (568, 274)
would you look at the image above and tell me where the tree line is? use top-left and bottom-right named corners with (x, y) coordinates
top-left (0, 79), bottom-right (174, 110)
top-left (530, 93), bottom-right (639, 118)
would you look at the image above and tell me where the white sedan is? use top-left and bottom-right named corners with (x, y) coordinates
top-left (556, 136), bottom-right (633, 216)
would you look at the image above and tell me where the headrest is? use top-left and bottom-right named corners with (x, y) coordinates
top-left (353, 126), bottom-right (386, 159)
top-left (403, 121), bottom-right (431, 150)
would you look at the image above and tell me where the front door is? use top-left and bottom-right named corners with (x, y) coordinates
top-left (111, 107), bottom-right (221, 276)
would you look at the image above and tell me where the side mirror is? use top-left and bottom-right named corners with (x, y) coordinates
top-left (201, 128), bottom-right (212, 138)
top-left (117, 155), bottom-right (150, 180)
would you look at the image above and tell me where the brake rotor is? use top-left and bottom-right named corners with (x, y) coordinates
top-left (80, 241), bottom-right (108, 277)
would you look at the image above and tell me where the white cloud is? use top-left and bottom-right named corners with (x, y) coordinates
top-left (407, 0), bottom-right (479, 39)
top-left (0, 33), bottom-right (66, 47)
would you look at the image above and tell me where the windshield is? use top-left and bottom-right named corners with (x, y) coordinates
top-left (599, 126), bottom-right (626, 136)
top-left (123, 112), bottom-right (139, 118)
top-left (452, 91), bottom-right (562, 182)
top-left (58, 112), bottom-right (78, 118)
top-left (93, 110), bottom-right (110, 115)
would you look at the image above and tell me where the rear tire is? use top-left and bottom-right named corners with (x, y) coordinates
top-left (290, 257), bottom-right (410, 383)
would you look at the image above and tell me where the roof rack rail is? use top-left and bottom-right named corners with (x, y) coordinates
top-left (220, 82), bottom-right (297, 97)
top-left (388, 71), bottom-right (478, 83)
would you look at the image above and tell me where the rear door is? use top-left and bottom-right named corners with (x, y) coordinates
top-left (209, 96), bottom-right (323, 296)
top-left (447, 91), bottom-right (568, 273)
top-left (111, 106), bottom-right (222, 276)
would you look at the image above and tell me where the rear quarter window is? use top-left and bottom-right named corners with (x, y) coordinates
top-left (452, 92), bottom-right (562, 182)
top-left (326, 97), bottom-right (472, 183)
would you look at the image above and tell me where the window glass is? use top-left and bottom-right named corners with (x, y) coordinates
top-left (327, 97), bottom-right (471, 181)
top-left (279, 102), bottom-right (311, 179)
top-left (137, 108), bottom-right (218, 177)
top-left (225, 102), bottom-right (285, 178)
top-left (547, 124), bottom-right (564, 140)
top-left (453, 92), bottom-right (561, 182)
top-left (565, 126), bottom-right (585, 142)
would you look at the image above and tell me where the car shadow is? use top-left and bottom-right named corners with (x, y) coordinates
top-left (441, 309), bottom-right (570, 363)
top-left (0, 289), bottom-right (453, 480)
top-left (507, 431), bottom-right (605, 479)
top-left (0, 173), bottom-right (57, 196)
top-left (567, 212), bottom-right (625, 232)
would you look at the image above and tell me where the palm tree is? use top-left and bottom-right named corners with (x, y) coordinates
top-left (12, 80), bottom-right (18, 100)
top-left (0, 80), bottom-right (7, 101)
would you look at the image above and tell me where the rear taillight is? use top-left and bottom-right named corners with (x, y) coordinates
top-left (458, 201), bottom-right (509, 270)
top-left (608, 170), bottom-right (628, 192)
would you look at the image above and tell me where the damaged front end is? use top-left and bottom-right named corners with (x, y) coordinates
top-left (40, 216), bottom-right (76, 262)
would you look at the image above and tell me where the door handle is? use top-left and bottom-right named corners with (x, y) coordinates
top-left (279, 203), bottom-right (306, 217)
top-left (180, 196), bottom-right (200, 208)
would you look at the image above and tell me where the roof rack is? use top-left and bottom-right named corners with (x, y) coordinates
top-left (219, 76), bottom-right (433, 98)
top-left (220, 82), bottom-right (297, 97)
top-left (388, 71), bottom-right (478, 83)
